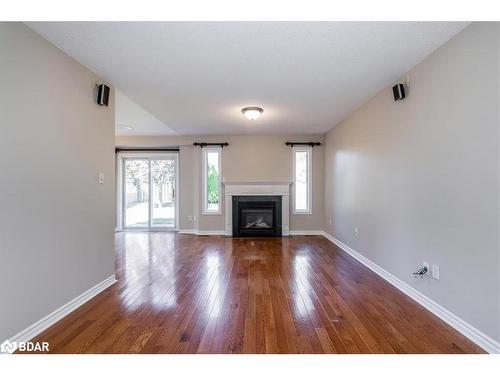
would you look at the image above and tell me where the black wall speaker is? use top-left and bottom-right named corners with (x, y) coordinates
top-left (97, 84), bottom-right (110, 106)
top-left (392, 83), bottom-right (405, 101)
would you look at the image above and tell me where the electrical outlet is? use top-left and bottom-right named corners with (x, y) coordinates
top-left (193, 215), bottom-right (197, 222)
top-left (354, 227), bottom-right (359, 237)
top-left (98, 173), bottom-right (105, 184)
top-left (188, 215), bottom-right (193, 221)
top-left (432, 265), bottom-right (440, 280)
top-left (329, 219), bottom-right (333, 225)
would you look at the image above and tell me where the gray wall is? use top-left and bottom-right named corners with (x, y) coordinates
top-left (116, 134), bottom-right (325, 232)
top-left (323, 22), bottom-right (500, 341)
top-left (0, 23), bottom-right (116, 341)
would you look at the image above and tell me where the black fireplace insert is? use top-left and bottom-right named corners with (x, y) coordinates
top-left (232, 195), bottom-right (282, 237)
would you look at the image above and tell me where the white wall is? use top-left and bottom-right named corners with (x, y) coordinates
top-left (324, 22), bottom-right (500, 342)
top-left (0, 23), bottom-right (116, 341)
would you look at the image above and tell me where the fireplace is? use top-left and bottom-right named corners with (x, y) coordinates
top-left (232, 195), bottom-right (282, 237)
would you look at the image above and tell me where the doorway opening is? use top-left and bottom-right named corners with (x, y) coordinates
top-left (117, 152), bottom-right (179, 231)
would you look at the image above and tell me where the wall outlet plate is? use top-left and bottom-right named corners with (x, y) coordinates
top-left (354, 227), bottom-right (359, 237)
top-left (432, 265), bottom-right (440, 280)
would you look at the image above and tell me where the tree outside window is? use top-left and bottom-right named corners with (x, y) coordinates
top-left (205, 149), bottom-right (221, 212)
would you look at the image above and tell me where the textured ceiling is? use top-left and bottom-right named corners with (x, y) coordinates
top-left (27, 22), bottom-right (469, 135)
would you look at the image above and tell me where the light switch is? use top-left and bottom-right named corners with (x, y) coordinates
top-left (98, 173), bottom-right (105, 184)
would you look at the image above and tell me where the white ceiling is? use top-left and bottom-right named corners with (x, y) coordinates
top-left (115, 89), bottom-right (177, 135)
top-left (27, 22), bottom-right (469, 136)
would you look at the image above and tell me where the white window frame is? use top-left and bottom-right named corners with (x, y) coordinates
top-left (292, 146), bottom-right (312, 214)
top-left (202, 146), bottom-right (222, 215)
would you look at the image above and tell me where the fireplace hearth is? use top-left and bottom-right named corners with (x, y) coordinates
top-left (232, 195), bottom-right (282, 237)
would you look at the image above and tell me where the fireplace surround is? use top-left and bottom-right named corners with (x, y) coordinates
top-left (232, 195), bottom-right (282, 237)
top-left (223, 182), bottom-right (290, 237)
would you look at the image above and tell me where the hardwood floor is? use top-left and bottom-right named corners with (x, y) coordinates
top-left (32, 233), bottom-right (484, 354)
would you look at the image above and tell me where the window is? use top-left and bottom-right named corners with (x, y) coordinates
top-left (293, 146), bottom-right (311, 214)
top-left (203, 147), bottom-right (222, 214)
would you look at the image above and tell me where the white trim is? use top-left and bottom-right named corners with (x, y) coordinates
top-left (8, 275), bottom-right (117, 344)
top-left (178, 229), bottom-right (225, 236)
top-left (222, 181), bottom-right (291, 185)
top-left (121, 228), bottom-right (177, 233)
top-left (173, 153), bottom-right (180, 230)
top-left (320, 231), bottom-right (500, 354)
top-left (178, 229), bottom-right (198, 235)
top-left (197, 230), bottom-right (225, 236)
top-left (289, 230), bottom-right (324, 235)
top-left (181, 229), bottom-right (320, 237)
top-left (115, 154), bottom-right (123, 231)
top-left (292, 146), bottom-right (312, 214)
top-left (202, 147), bottom-right (222, 215)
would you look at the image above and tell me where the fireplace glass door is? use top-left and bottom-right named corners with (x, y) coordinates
top-left (241, 208), bottom-right (274, 230)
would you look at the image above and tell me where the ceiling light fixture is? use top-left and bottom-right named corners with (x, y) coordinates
top-left (241, 106), bottom-right (263, 120)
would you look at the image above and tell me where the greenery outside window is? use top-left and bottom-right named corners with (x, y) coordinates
top-left (203, 147), bottom-right (222, 214)
top-left (293, 146), bottom-right (312, 214)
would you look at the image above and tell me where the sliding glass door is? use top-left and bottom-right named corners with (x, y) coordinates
top-left (124, 159), bottom-right (150, 227)
top-left (122, 154), bottom-right (178, 230)
top-left (151, 159), bottom-right (176, 228)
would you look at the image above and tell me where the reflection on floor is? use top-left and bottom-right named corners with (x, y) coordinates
top-left (32, 233), bottom-right (484, 353)
top-left (125, 202), bottom-right (175, 227)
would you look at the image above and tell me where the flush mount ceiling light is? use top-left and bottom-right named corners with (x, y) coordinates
top-left (241, 106), bottom-right (263, 120)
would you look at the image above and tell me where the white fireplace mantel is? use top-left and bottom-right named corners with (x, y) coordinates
top-left (223, 181), bottom-right (291, 236)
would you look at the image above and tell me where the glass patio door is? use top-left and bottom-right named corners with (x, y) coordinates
top-left (124, 159), bottom-right (150, 228)
top-left (123, 155), bottom-right (177, 230)
top-left (151, 159), bottom-right (176, 228)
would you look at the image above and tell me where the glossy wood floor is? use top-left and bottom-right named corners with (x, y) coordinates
top-left (33, 233), bottom-right (484, 354)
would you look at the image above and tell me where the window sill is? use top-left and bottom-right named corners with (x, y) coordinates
top-left (202, 211), bottom-right (222, 216)
top-left (293, 211), bottom-right (312, 215)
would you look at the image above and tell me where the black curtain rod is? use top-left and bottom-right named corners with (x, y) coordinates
top-left (193, 142), bottom-right (229, 148)
top-left (285, 142), bottom-right (321, 147)
top-left (115, 147), bottom-right (180, 153)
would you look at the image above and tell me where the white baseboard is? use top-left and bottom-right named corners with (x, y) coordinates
top-left (178, 229), bottom-right (198, 235)
top-left (9, 275), bottom-right (117, 344)
top-left (289, 230), bottom-right (325, 236)
top-left (179, 229), bottom-right (323, 236)
top-left (197, 230), bottom-right (225, 236)
top-left (320, 231), bottom-right (500, 354)
top-left (178, 229), bottom-right (225, 236)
